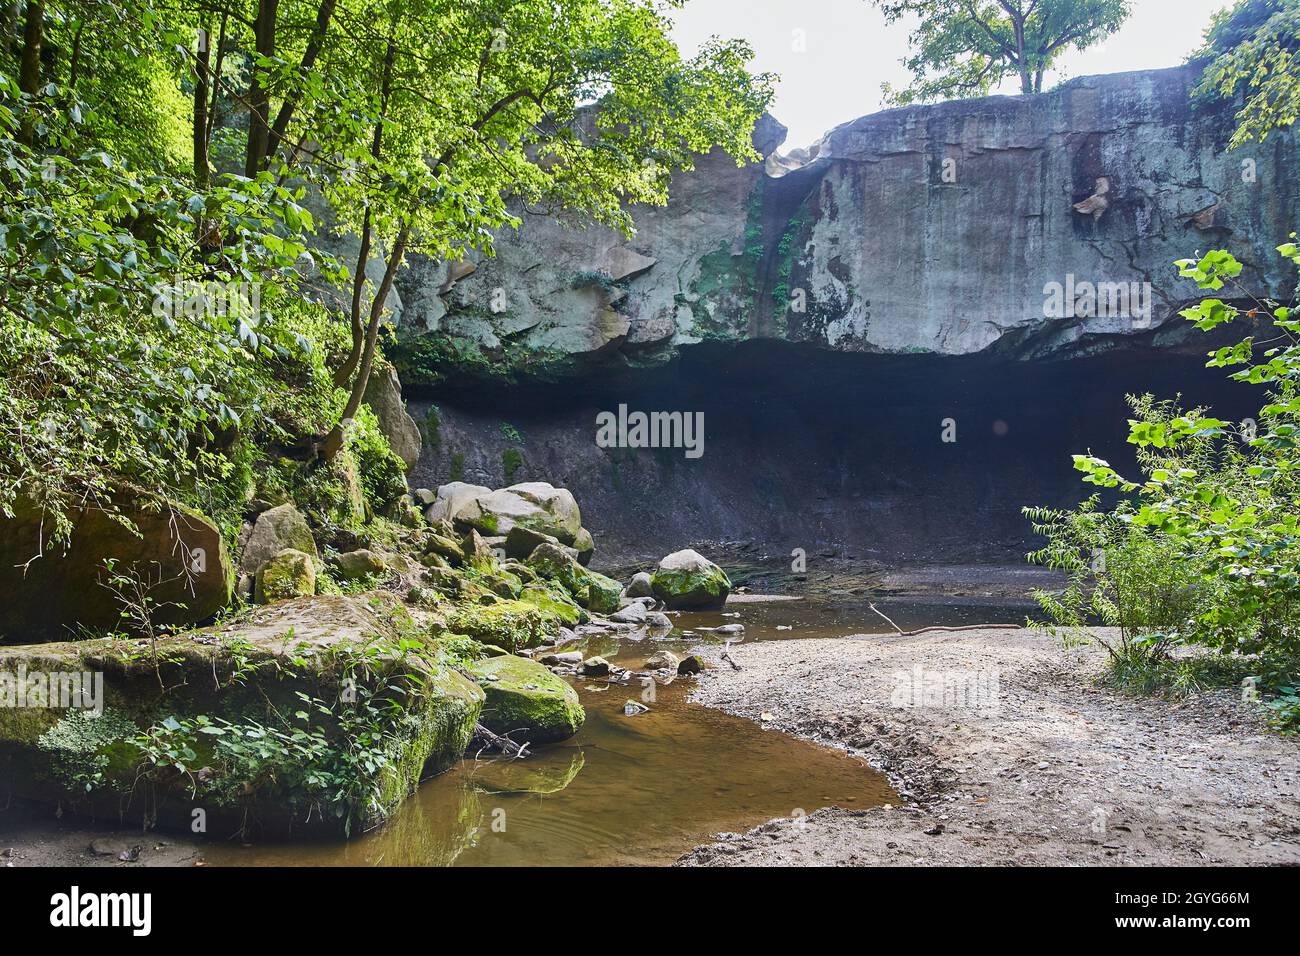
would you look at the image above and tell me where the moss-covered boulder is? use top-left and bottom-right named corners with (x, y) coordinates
top-left (650, 549), bottom-right (731, 610)
top-left (517, 581), bottom-right (584, 627)
top-left (0, 592), bottom-right (484, 839)
top-left (467, 655), bottom-right (584, 744)
top-left (445, 599), bottom-right (555, 652)
top-left (238, 503), bottom-right (319, 576)
top-left (254, 549), bottom-right (317, 604)
top-left (0, 493), bottom-right (234, 641)
top-left (454, 483), bottom-right (582, 544)
top-left (573, 527), bottom-right (595, 566)
top-left (331, 549), bottom-right (388, 581)
top-left (525, 542), bottom-right (622, 613)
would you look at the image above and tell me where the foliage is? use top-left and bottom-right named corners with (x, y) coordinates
top-left (1194, 0), bottom-right (1300, 148)
top-left (349, 404), bottom-right (408, 512)
top-left (0, 0), bottom-right (772, 552)
top-left (1029, 242), bottom-right (1300, 729)
top-left (1025, 493), bottom-right (1208, 664)
top-left (875, 0), bottom-right (1131, 104)
top-left (132, 637), bottom-right (441, 835)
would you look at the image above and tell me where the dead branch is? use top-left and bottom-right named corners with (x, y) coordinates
top-left (469, 723), bottom-right (531, 759)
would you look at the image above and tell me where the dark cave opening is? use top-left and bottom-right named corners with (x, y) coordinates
top-left (407, 340), bottom-right (1260, 566)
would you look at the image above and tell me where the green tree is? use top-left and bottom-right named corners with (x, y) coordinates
top-left (1194, 0), bottom-right (1300, 148)
top-left (875, 0), bottom-right (1131, 104)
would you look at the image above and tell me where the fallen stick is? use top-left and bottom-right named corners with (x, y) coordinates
top-left (868, 603), bottom-right (1024, 638)
top-left (720, 640), bottom-right (742, 671)
top-left (469, 723), bottom-right (531, 759)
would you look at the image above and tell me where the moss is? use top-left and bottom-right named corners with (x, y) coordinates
top-left (467, 655), bottom-right (584, 744)
top-left (423, 405), bottom-right (442, 452)
top-left (502, 447), bottom-right (524, 481)
top-left (445, 599), bottom-right (556, 653)
top-left (350, 404), bottom-right (408, 512)
top-left (449, 452), bottom-right (466, 482)
top-left (525, 543), bottom-right (620, 613)
top-left (517, 581), bottom-right (583, 627)
top-left (651, 564), bottom-right (731, 609)
top-left (254, 549), bottom-right (316, 603)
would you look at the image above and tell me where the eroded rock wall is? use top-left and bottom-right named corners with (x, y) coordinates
top-left (394, 66), bottom-right (1299, 386)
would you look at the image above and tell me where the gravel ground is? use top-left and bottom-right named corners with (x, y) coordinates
top-left (679, 627), bottom-right (1300, 866)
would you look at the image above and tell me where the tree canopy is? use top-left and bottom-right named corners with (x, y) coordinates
top-left (876, 0), bottom-right (1131, 105)
top-left (0, 0), bottom-right (773, 542)
top-left (1195, 0), bottom-right (1300, 147)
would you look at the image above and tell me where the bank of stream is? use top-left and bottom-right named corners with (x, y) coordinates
top-left (0, 591), bottom-right (1037, 867)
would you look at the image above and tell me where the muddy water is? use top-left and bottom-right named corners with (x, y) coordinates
top-left (194, 594), bottom-right (1031, 867)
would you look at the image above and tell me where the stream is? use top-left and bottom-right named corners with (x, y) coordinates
top-left (189, 592), bottom-right (1037, 867)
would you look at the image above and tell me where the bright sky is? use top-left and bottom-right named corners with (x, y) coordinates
top-left (669, 0), bottom-right (1236, 151)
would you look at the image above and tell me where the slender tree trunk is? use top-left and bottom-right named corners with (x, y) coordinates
top-left (321, 223), bottom-right (410, 462)
top-left (266, 0), bottom-right (336, 167)
top-left (206, 10), bottom-right (229, 148)
top-left (67, 18), bottom-right (84, 90)
top-left (18, 0), bottom-right (44, 147)
top-left (334, 207), bottom-right (373, 387)
top-left (244, 0), bottom-right (279, 178)
top-left (194, 18), bottom-right (212, 189)
top-left (333, 36), bottom-right (396, 389)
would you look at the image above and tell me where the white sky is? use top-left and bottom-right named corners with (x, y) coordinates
top-left (669, 0), bottom-right (1236, 150)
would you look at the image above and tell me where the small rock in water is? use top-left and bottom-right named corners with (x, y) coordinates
top-left (609, 602), bottom-right (648, 625)
top-left (623, 700), bottom-right (650, 716)
top-left (580, 656), bottom-right (610, 677)
top-left (644, 650), bottom-right (680, 670)
top-left (541, 651), bottom-right (583, 666)
top-left (677, 654), bottom-right (705, 675)
top-left (704, 623), bottom-right (744, 634)
top-left (646, 612), bottom-right (673, 630)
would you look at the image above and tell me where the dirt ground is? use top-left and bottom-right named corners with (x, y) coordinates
top-left (679, 627), bottom-right (1300, 866)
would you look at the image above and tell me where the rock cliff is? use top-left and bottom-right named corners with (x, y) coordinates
top-left (394, 66), bottom-right (1300, 386)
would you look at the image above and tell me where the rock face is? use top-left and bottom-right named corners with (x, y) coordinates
top-left (0, 495), bottom-right (234, 640)
top-left (651, 549), bottom-right (731, 610)
top-left (394, 67), bottom-right (1299, 385)
top-left (363, 364), bottom-right (423, 469)
top-left (467, 655), bottom-right (584, 744)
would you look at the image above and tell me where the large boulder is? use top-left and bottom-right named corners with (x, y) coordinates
top-left (424, 481), bottom-right (491, 526)
top-left (363, 364), bottom-right (423, 470)
top-left (0, 592), bottom-right (484, 838)
top-left (445, 599), bottom-right (555, 653)
top-left (526, 542), bottom-right (621, 614)
top-left (238, 503), bottom-right (318, 576)
top-left (454, 482), bottom-right (581, 544)
top-left (255, 548), bottom-right (317, 604)
top-left (0, 494), bottom-right (234, 640)
top-left (467, 655), bottom-right (584, 744)
top-left (651, 549), bottom-right (731, 609)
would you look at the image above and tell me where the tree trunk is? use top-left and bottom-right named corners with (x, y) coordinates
top-left (266, 0), bottom-right (336, 167)
top-left (244, 0), bottom-right (279, 178)
top-left (206, 11), bottom-right (229, 148)
top-left (333, 206), bottom-right (372, 387)
top-left (321, 223), bottom-right (410, 463)
top-left (333, 36), bottom-right (395, 389)
top-left (18, 0), bottom-right (44, 146)
top-left (194, 19), bottom-right (211, 188)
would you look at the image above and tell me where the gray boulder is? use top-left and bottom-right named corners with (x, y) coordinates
top-left (238, 503), bottom-right (318, 576)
